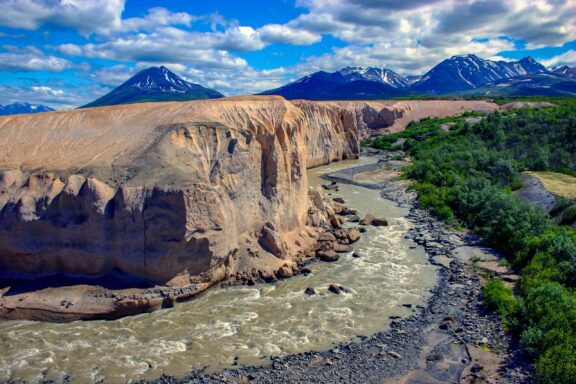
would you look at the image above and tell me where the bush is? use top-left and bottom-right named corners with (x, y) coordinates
top-left (534, 343), bottom-right (576, 384)
top-left (483, 279), bottom-right (517, 316)
top-left (560, 205), bottom-right (576, 226)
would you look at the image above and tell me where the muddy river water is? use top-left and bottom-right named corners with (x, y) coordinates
top-left (0, 158), bottom-right (437, 383)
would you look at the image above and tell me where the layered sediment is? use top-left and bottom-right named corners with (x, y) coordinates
top-left (0, 96), bottom-right (498, 320)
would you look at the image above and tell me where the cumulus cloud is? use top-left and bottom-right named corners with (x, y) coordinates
top-left (0, 46), bottom-right (73, 72)
top-left (259, 24), bottom-right (321, 45)
top-left (540, 50), bottom-right (576, 68)
top-left (119, 7), bottom-right (196, 33)
top-left (285, 0), bottom-right (575, 75)
top-left (0, 0), bottom-right (125, 36)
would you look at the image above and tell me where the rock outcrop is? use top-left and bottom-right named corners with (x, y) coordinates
top-left (0, 96), bottom-right (498, 320)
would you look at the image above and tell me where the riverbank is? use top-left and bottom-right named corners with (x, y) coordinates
top-left (148, 151), bottom-right (530, 384)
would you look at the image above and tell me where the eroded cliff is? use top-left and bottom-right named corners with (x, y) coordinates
top-left (0, 96), bottom-right (498, 320)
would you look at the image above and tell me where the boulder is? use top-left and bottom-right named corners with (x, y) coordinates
top-left (333, 243), bottom-right (352, 253)
top-left (259, 222), bottom-right (288, 258)
top-left (347, 228), bottom-right (361, 243)
top-left (347, 215), bottom-right (361, 223)
top-left (360, 214), bottom-right (374, 225)
top-left (317, 250), bottom-right (340, 262)
top-left (328, 284), bottom-right (342, 294)
top-left (372, 217), bottom-right (388, 226)
top-left (304, 287), bottom-right (317, 296)
top-left (318, 232), bottom-right (337, 242)
top-left (276, 266), bottom-right (294, 279)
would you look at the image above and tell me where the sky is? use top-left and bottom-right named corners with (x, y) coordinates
top-left (0, 0), bottom-right (574, 109)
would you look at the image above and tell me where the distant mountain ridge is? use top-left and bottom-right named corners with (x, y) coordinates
top-left (261, 55), bottom-right (575, 99)
top-left (411, 54), bottom-right (548, 93)
top-left (82, 66), bottom-right (224, 108)
top-left (0, 102), bottom-right (54, 116)
top-left (259, 66), bottom-right (408, 100)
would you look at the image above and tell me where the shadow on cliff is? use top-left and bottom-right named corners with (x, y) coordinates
top-left (0, 269), bottom-right (156, 296)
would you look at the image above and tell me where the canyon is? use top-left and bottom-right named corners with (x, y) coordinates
top-left (0, 96), bottom-right (497, 321)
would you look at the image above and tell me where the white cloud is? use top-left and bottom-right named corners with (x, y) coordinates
top-left (31, 85), bottom-right (64, 96)
top-left (119, 7), bottom-right (196, 33)
top-left (259, 24), bottom-right (321, 45)
top-left (0, 0), bottom-right (125, 36)
top-left (540, 50), bottom-right (576, 68)
top-left (0, 46), bottom-right (73, 72)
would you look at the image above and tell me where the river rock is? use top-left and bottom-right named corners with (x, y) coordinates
top-left (333, 244), bottom-right (352, 253)
top-left (323, 183), bottom-right (339, 191)
top-left (347, 228), bottom-right (361, 243)
top-left (328, 284), bottom-right (343, 294)
top-left (318, 232), bottom-right (337, 242)
top-left (317, 250), bottom-right (340, 262)
top-left (360, 214), bottom-right (375, 225)
top-left (304, 287), bottom-right (316, 296)
top-left (276, 266), bottom-right (294, 278)
top-left (347, 215), bottom-right (361, 223)
top-left (372, 218), bottom-right (389, 226)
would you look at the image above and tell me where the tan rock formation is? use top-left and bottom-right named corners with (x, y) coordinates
top-left (0, 96), bottom-right (499, 320)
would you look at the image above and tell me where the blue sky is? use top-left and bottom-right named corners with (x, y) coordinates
top-left (0, 0), bottom-right (574, 109)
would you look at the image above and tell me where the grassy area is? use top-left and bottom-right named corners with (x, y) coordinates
top-left (526, 171), bottom-right (576, 200)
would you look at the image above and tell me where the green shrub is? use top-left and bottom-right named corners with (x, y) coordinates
top-left (560, 205), bottom-right (576, 226)
top-left (483, 279), bottom-right (517, 316)
top-left (534, 343), bottom-right (576, 384)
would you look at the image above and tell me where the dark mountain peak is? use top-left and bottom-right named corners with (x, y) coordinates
top-left (82, 66), bottom-right (224, 108)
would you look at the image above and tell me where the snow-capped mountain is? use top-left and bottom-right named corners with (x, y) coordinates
top-left (260, 54), bottom-right (572, 100)
top-left (82, 66), bottom-right (224, 108)
top-left (411, 54), bottom-right (548, 93)
top-left (259, 66), bottom-right (409, 100)
top-left (554, 65), bottom-right (576, 79)
top-left (0, 102), bottom-right (54, 116)
top-left (338, 66), bottom-right (409, 88)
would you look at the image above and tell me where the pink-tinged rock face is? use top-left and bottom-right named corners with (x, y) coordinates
top-left (0, 96), bottom-right (498, 285)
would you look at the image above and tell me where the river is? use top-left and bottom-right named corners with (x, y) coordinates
top-left (0, 157), bottom-right (437, 383)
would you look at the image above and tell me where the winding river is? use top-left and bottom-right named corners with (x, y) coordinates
top-left (0, 158), bottom-right (437, 383)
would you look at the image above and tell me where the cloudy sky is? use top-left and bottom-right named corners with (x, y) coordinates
top-left (0, 0), bottom-right (574, 109)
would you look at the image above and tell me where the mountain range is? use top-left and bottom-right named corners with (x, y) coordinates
top-left (261, 54), bottom-right (576, 99)
top-left (0, 103), bottom-right (54, 116)
top-left (82, 66), bottom-right (224, 108)
top-left (5, 55), bottom-right (575, 113)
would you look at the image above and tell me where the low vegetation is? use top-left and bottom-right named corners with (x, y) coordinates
top-left (368, 98), bottom-right (576, 384)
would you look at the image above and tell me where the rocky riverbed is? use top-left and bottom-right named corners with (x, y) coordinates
top-left (143, 152), bottom-right (531, 384)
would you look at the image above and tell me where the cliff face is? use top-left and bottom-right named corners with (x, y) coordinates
top-left (0, 97), bottom-right (497, 285)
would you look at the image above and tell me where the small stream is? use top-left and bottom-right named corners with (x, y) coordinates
top-left (0, 158), bottom-right (437, 383)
